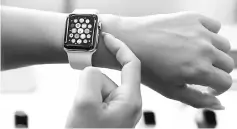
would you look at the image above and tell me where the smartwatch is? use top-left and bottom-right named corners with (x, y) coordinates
top-left (64, 9), bottom-right (102, 69)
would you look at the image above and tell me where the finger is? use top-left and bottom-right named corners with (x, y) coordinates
top-left (208, 67), bottom-right (232, 95)
top-left (209, 32), bottom-right (231, 53)
top-left (76, 67), bottom-right (118, 104)
top-left (101, 73), bottom-right (118, 101)
top-left (200, 16), bottom-right (221, 33)
top-left (172, 84), bottom-right (225, 110)
top-left (213, 49), bottom-right (235, 73)
top-left (191, 66), bottom-right (232, 95)
top-left (103, 32), bottom-right (141, 97)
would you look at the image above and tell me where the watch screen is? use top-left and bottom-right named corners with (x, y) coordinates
top-left (64, 14), bottom-right (98, 50)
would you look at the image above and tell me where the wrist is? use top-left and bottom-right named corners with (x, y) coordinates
top-left (50, 12), bottom-right (69, 63)
top-left (93, 14), bottom-right (142, 70)
top-left (100, 14), bottom-right (122, 36)
top-left (92, 14), bottom-right (123, 69)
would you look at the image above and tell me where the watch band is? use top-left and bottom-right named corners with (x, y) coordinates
top-left (66, 9), bottom-right (99, 70)
top-left (67, 51), bottom-right (93, 69)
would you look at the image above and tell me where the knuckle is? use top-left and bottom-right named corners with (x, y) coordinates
top-left (133, 100), bottom-right (142, 112)
top-left (194, 65), bottom-right (211, 77)
top-left (197, 28), bottom-right (209, 38)
top-left (181, 64), bottom-right (201, 83)
top-left (73, 98), bottom-right (95, 110)
top-left (197, 41), bottom-right (214, 54)
top-left (127, 100), bottom-right (142, 117)
top-left (188, 29), bottom-right (207, 40)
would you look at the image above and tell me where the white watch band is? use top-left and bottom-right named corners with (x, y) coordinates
top-left (66, 9), bottom-right (99, 70)
top-left (67, 51), bottom-right (93, 69)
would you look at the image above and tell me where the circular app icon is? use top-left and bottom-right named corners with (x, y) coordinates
top-left (80, 34), bottom-right (86, 39)
top-left (85, 29), bottom-right (90, 34)
top-left (71, 39), bottom-right (76, 43)
top-left (86, 19), bottom-right (90, 23)
top-left (82, 24), bottom-right (87, 28)
top-left (83, 39), bottom-right (88, 43)
top-left (74, 19), bottom-right (78, 23)
top-left (87, 34), bottom-right (91, 38)
top-left (69, 33), bottom-right (73, 38)
top-left (88, 24), bottom-right (92, 28)
top-left (74, 34), bottom-right (79, 39)
top-left (79, 18), bottom-right (84, 23)
top-left (75, 23), bottom-right (81, 28)
top-left (77, 39), bottom-right (82, 44)
top-left (78, 28), bottom-right (83, 34)
top-left (72, 28), bottom-right (77, 33)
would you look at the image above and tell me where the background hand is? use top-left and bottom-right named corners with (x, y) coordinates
top-left (108, 12), bottom-right (234, 109)
top-left (66, 33), bottom-right (142, 128)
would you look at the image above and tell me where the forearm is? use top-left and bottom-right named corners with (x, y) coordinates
top-left (1, 6), bottom-right (68, 70)
top-left (1, 6), bottom-right (121, 70)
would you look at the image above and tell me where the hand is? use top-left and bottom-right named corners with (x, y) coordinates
top-left (66, 33), bottom-right (142, 128)
top-left (103, 12), bottom-right (234, 109)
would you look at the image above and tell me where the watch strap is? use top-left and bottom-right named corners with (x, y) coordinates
top-left (67, 51), bottom-right (93, 70)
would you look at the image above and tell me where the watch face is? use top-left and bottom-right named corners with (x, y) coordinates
top-left (64, 14), bottom-right (99, 51)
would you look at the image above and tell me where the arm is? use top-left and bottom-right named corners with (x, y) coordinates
top-left (1, 6), bottom-right (120, 70)
top-left (1, 6), bottom-right (234, 109)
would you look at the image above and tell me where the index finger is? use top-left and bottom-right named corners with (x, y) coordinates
top-left (103, 32), bottom-right (141, 94)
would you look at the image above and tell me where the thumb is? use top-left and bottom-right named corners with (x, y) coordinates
top-left (172, 84), bottom-right (225, 110)
top-left (74, 67), bottom-right (118, 105)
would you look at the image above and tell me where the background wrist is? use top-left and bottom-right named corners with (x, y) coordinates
top-left (92, 14), bottom-right (123, 69)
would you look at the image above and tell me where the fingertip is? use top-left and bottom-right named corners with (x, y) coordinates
top-left (82, 66), bottom-right (101, 73)
top-left (80, 66), bottom-right (102, 80)
top-left (215, 20), bottom-right (221, 33)
top-left (102, 32), bottom-right (109, 37)
top-left (229, 58), bottom-right (235, 73)
top-left (207, 104), bottom-right (225, 110)
top-left (102, 32), bottom-right (122, 57)
top-left (102, 32), bottom-right (115, 40)
top-left (102, 32), bottom-right (112, 44)
top-left (200, 16), bottom-right (221, 33)
top-left (102, 32), bottom-right (113, 47)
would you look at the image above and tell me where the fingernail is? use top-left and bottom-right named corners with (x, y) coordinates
top-left (208, 104), bottom-right (225, 110)
top-left (102, 32), bottom-right (110, 37)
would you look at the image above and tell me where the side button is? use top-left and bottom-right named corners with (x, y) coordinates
top-left (98, 21), bottom-right (102, 30)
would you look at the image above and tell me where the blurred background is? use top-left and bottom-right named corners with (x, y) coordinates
top-left (1, 0), bottom-right (237, 128)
